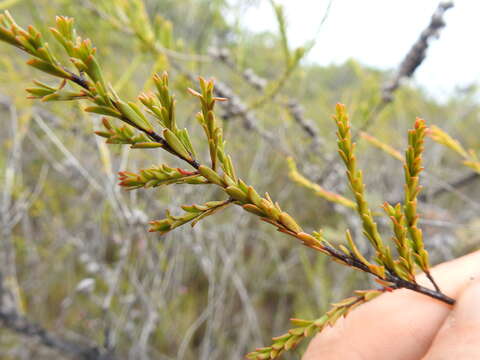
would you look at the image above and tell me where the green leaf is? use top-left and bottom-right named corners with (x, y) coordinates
top-left (84, 106), bottom-right (122, 118)
top-left (26, 59), bottom-right (70, 78)
top-left (163, 128), bottom-right (191, 160)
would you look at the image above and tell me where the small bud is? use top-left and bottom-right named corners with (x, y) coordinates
top-left (198, 165), bottom-right (224, 186)
top-left (242, 204), bottom-right (265, 216)
top-left (296, 232), bottom-right (318, 246)
top-left (84, 105), bottom-right (122, 118)
top-left (279, 212), bottom-right (302, 233)
top-left (130, 142), bottom-right (163, 149)
top-left (247, 186), bottom-right (262, 207)
top-left (163, 128), bottom-right (191, 160)
top-left (225, 186), bottom-right (248, 202)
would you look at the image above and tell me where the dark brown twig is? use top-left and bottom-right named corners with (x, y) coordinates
top-left (319, 244), bottom-right (454, 305)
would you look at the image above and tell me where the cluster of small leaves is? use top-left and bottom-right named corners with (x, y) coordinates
top-left (26, 79), bottom-right (88, 102)
top-left (382, 202), bottom-right (416, 281)
top-left (188, 78), bottom-right (226, 171)
top-left (429, 125), bottom-right (480, 174)
top-left (139, 73), bottom-right (197, 158)
top-left (335, 104), bottom-right (393, 272)
top-left (334, 107), bottom-right (440, 289)
top-left (403, 119), bottom-right (432, 275)
top-left (288, 109), bottom-right (441, 293)
top-left (0, 11), bottom-right (209, 170)
top-left (118, 165), bottom-right (206, 190)
top-left (149, 200), bottom-right (232, 234)
top-left (247, 107), bottom-right (455, 357)
top-left (246, 289), bottom-right (383, 359)
top-left (138, 78), bottom-right (304, 243)
top-left (305, 125), bottom-right (439, 284)
top-left (95, 118), bottom-right (158, 146)
top-left (0, 12), bottom-right (70, 78)
top-left (0, 12), bottom-right (131, 127)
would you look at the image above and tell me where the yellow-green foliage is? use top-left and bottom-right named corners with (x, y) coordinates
top-left (0, 2), bottom-right (478, 360)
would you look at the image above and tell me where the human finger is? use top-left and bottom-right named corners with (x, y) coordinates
top-left (303, 250), bottom-right (480, 360)
top-left (422, 278), bottom-right (480, 360)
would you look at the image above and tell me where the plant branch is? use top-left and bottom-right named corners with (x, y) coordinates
top-left (0, 13), bottom-right (457, 360)
top-left (382, 1), bottom-right (454, 103)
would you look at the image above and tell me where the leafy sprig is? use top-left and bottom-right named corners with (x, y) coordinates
top-left (403, 119), bottom-right (439, 291)
top-left (118, 165), bottom-right (205, 190)
top-left (247, 289), bottom-right (384, 359)
top-left (0, 11), bottom-right (456, 360)
top-left (149, 200), bottom-right (233, 234)
top-left (334, 104), bottom-right (393, 270)
top-left (0, 11), bottom-right (199, 167)
top-left (429, 124), bottom-right (480, 173)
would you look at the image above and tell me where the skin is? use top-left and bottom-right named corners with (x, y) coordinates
top-left (303, 250), bottom-right (480, 360)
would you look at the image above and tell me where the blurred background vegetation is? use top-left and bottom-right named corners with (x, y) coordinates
top-left (0, 0), bottom-right (479, 359)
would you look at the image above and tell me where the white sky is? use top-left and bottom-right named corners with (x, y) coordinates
top-left (243, 1), bottom-right (479, 100)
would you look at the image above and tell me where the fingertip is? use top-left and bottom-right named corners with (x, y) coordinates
top-left (453, 277), bottom-right (480, 323)
top-left (303, 251), bottom-right (480, 360)
top-left (423, 278), bottom-right (480, 359)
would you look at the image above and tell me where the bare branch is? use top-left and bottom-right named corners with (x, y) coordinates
top-left (382, 1), bottom-right (454, 102)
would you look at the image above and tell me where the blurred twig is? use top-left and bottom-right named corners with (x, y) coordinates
top-left (381, 1), bottom-right (454, 103)
top-left (318, 1), bottom-right (454, 185)
top-left (357, 1), bottom-right (454, 135)
top-left (0, 275), bottom-right (116, 360)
